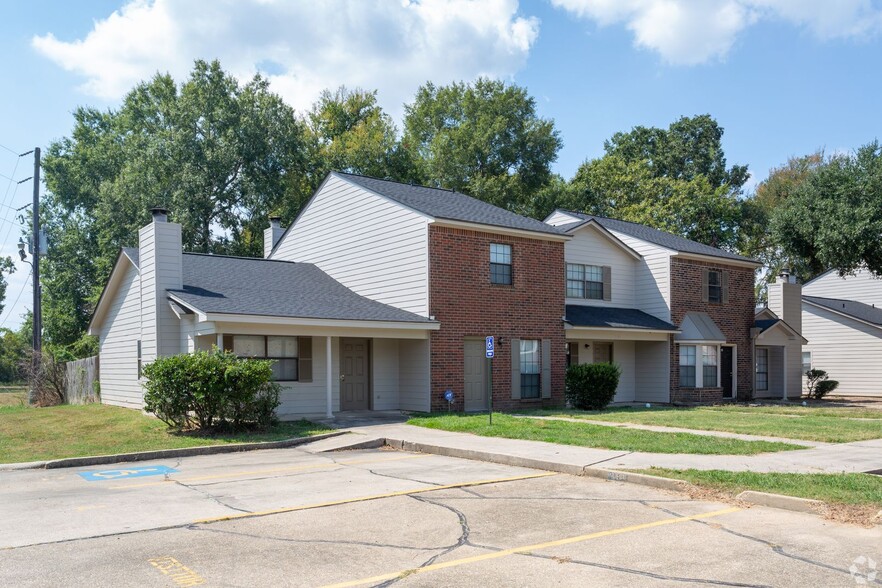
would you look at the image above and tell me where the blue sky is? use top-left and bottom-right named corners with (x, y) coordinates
top-left (1, 0), bottom-right (881, 329)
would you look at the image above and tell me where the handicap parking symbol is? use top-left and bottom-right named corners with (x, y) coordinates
top-left (79, 465), bottom-right (177, 482)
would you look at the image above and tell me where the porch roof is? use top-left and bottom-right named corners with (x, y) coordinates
top-left (167, 253), bottom-right (437, 327)
top-left (675, 311), bottom-right (726, 344)
top-left (565, 304), bottom-right (678, 332)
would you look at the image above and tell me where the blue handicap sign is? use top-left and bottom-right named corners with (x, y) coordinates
top-left (444, 389), bottom-right (455, 403)
top-left (79, 465), bottom-right (177, 482)
top-left (485, 336), bottom-right (495, 358)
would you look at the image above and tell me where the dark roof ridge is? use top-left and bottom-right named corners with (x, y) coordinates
top-left (182, 252), bottom-right (300, 265)
top-left (333, 171), bottom-right (456, 192)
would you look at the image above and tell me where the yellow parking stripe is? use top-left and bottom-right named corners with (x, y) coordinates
top-left (193, 471), bottom-right (558, 525)
top-left (321, 506), bottom-right (742, 588)
top-left (110, 454), bottom-right (428, 490)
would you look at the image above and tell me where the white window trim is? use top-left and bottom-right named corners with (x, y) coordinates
top-left (680, 344), bottom-right (721, 388)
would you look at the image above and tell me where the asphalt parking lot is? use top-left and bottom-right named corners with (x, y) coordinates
top-left (1, 446), bottom-right (880, 587)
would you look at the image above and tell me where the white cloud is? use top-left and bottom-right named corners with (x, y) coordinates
top-left (32, 0), bottom-right (539, 118)
top-left (551, 0), bottom-right (882, 65)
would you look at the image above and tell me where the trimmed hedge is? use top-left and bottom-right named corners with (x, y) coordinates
top-left (143, 349), bottom-right (281, 430)
top-left (565, 362), bottom-right (621, 411)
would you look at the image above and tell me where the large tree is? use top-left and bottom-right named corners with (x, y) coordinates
top-left (563, 115), bottom-right (749, 250)
top-left (41, 60), bottom-right (307, 345)
top-left (771, 142), bottom-right (882, 278)
top-left (402, 78), bottom-right (562, 215)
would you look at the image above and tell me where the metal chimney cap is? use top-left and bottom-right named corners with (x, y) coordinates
top-left (150, 207), bottom-right (169, 221)
top-left (269, 216), bottom-right (282, 228)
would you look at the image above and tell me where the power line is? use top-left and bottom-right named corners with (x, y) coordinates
top-left (0, 143), bottom-right (20, 156)
top-left (0, 268), bottom-right (32, 329)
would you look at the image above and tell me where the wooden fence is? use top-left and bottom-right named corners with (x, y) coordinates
top-left (64, 355), bottom-right (99, 404)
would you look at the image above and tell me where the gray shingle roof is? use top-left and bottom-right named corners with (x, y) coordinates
top-left (559, 210), bottom-right (758, 264)
top-left (122, 247), bottom-right (139, 267)
top-left (803, 295), bottom-right (882, 327)
top-left (169, 253), bottom-right (436, 324)
top-left (565, 304), bottom-right (678, 331)
top-left (337, 172), bottom-right (566, 236)
top-left (755, 318), bottom-right (780, 333)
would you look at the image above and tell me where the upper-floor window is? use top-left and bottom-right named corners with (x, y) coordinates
top-left (703, 268), bottom-right (729, 304)
top-left (566, 263), bottom-right (610, 300)
top-left (490, 243), bottom-right (512, 285)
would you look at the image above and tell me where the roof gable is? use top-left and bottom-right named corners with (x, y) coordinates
top-left (88, 249), bottom-right (139, 334)
top-left (557, 210), bottom-right (758, 264)
top-left (568, 219), bottom-right (642, 260)
top-left (675, 311), bottom-right (726, 343)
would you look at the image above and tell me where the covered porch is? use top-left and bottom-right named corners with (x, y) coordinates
top-left (564, 305), bottom-right (678, 403)
top-left (753, 317), bottom-right (807, 400)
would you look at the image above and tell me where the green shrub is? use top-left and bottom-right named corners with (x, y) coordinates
top-left (143, 349), bottom-right (281, 430)
top-left (565, 362), bottom-right (621, 410)
top-left (804, 368), bottom-right (839, 400)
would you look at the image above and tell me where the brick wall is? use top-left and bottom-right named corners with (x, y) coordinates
top-left (669, 258), bottom-right (757, 402)
top-left (428, 225), bottom-right (566, 411)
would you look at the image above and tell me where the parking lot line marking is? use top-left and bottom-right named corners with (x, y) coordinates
top-left (321, 506), bottom-right (742, 588)
top-left (192, 471), bottom-right (558, 525)
top-left (110, 454), bottom-right (429, 490)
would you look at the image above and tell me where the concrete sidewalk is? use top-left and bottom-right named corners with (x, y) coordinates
top-left (306, 422), bottom-right (882, 475)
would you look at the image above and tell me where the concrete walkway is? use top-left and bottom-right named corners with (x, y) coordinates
top-left (509, 414), bottom-right (828, 447)
top-left (304, 422), bottom-right (882, 475)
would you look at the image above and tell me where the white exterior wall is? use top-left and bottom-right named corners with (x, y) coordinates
top-left (399, 339), bottom-right (431, 412)
top-left (545, 210), bottom-right (582, 226)
top-left (276, 336), bottom-right (342, 418)
top-left (98, 263), bottom-right (144, 408)
top-left (768, 282), bottom-right (802, 334)
top-left (564, 226), bottom-right (637, 308)
top-left (372, 339), bottom-right (400, 410)
top-left (804, 268), bottom-right (882, 306)
top-left (570, 338), bottom-right (636, 403)
top-left (271, 175), bottom-right (432, 316)
top-left (634, 340), bottom-right (670, 403)
top-left (609, 232), bottom-right (673, 322)
top-left (802, 304), bottom-right (882, 397)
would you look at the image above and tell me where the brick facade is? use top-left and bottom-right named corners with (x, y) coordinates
top-left (669, 258), bottom-right (756, 402)
top-left (427, 225), bottom-right (566, 411)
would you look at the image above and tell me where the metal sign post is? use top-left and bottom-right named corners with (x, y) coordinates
top-left (486, 336), bottom-right (494, 425)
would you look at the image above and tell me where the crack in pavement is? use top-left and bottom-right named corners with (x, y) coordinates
top-left (585, 452), bottom-right (633, 467)
top-left (172, 480), bottom-right (251, 514)
top-left (187, 525), bottom-right (449, 552)
top-left (365, 468), bottom-right (444, 487)
top-left (645, 502), bottom-right (882, 586)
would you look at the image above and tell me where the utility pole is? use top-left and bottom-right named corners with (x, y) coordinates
top-left (29, 147), bottom-right (41, 405)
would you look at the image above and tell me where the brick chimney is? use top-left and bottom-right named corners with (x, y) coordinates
top-left (768, 268), bottom-right (801, 334)
top-left (264, 216), bottom-right (285, 258)
top-left (139, 207), bottom-right (183, 362)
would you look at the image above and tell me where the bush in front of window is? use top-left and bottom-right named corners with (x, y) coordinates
top-left (804, 368), bottom-right (839, 400)
top-left (143, 349), bottom-right (281, 431)
top-left (565, 362), bottom-right (621, 411)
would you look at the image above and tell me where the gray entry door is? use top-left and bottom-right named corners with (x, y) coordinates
top-left (341, 338), bottom-right (370, 411)
top-left (464, 339), bottom-right (487, 411)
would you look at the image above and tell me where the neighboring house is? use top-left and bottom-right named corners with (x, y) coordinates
top-left (754, 270), bottom-right (808, 400)
top-left (545, 210), bottom-right (803, 402)
top-left (801, 269), bottom-right (882, 397)
top-left (89, 173), bottom-right (805, 419)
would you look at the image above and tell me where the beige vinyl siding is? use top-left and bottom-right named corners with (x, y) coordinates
top-left (569, 339), bottom-right (636, 402)
top-left (564, 225), bottom-right (637, 308)
top-left (372, 339), bottom-right (400, 410)
top-left (544, 210), bottom-right (583, 226)
top-left (804, 268), bottom-right (882, 306)
top-left (608, 232), bottom-right (673, 322)
top-left (276, 336), bottom-right (342, 418)
top-left (802, 304), bottom-right (882, 397)
top-left (755, 326), bottom-right (803, 399)
top-left (99, 263), bottom-right (144, 408)
top-left (634, 340), bottom-right (670, 403)
top-left (138, 225), bottom-right (157, 364)
top-left (271, 175), bottom-right (431, 316)
top-left (399, 339), bottom-right (430, 412)
top-left (138, 221), bottom-right (182, 363)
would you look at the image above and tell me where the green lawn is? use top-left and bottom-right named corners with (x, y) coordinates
top-left (0, 387), bottom-right (27, 408)
top-left (638, 468), bottom-right (882, 508)
top-left (526, 405), bottom-right (882, 443)
top-left (0, 403), bottom-right (333, 463)
top-left (407, 413), bottom-right (803, 455)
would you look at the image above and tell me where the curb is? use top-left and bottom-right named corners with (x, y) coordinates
top-left (734, 490), bottom-right (826, 515)
top-left (0, 431), bottom-right (346, 471)
top-left (333, 437), bottom-right (874, 524)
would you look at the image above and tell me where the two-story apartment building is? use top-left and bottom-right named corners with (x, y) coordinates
top-left (89, 172), bottom-right (803, 418)
top-left (545, 210), bottom-right (803, 402)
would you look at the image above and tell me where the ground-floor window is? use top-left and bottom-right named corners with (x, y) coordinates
top-left (520, 339), bottom-right (541, 399)
top-left (756, 348), bottom-right (769, 391)
top-left (680, 344), bottom-right (720, 388)
top-left (224, 334), bottom-right (302, 382)
top-left (801, 351), bottom-right (812, 376)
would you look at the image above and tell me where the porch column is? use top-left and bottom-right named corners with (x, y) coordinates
top-left (216, 333), bottom-right (223, 350)
top-left (782, 346), bottom-right (788, 401)
top-left (326, 336), bottom-right (333, 418)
